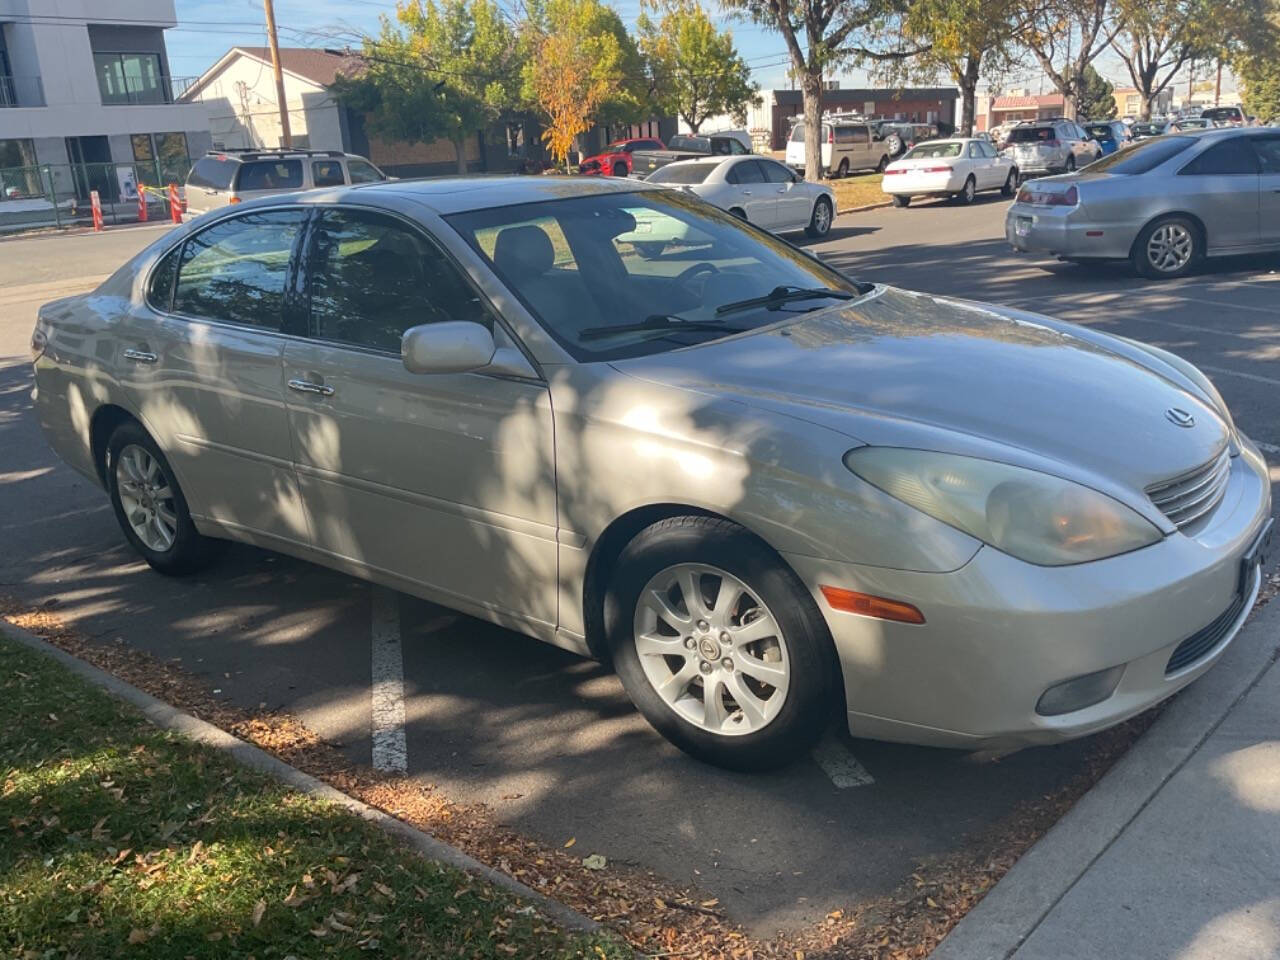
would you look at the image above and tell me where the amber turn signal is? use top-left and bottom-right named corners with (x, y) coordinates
top-left (820, 586), bottom-right (925, 624)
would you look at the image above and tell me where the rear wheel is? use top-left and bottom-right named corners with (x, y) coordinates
top-left (611, 161), bottom-right (627, 177)
top-left (1065, 155), bottom-right (1077, 173)
top-left (891, 194), bottom-right (911, 208)
top-left (605, 517), bottom-right (835, 770)
top-left (106, 421), bottom-right (217, 575)
top-left (956, 175), bottom-right (977, 204)
top-left (835, 158), bottom-right (849, 178)
top-left (1132, 215), bottom-right (1201, 279)
top-left (1001, 168), bottom-right (1018, 196)
top-left (805, 196), bottom-right (833, 237)
top-left (876, 154), bottom-right (889, 172)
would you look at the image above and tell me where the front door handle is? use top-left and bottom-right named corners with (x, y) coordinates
top-left (288, 378), bottom-right (335, 397)
top-left (742, 189), bottom-right (752, 195)
top-left (123, 348), bottom-right (157, 364)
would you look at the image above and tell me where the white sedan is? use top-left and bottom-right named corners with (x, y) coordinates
top-left (882, 137), bottom-right (1018, 207)
top-left (646, 155), bottom-right (836, 238)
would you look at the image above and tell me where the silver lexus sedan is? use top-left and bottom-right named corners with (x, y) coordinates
top-left (1007, 127), bottom-right (1280, 278)
top-left (32, 177), bottom-right (1273, 771)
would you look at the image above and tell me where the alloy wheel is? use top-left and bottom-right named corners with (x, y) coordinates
top-left (813, 199), bottom-right (831, 234)
top-left (115, 444), bottom-right (178, 552)
top-left (632, 563), bottom-right (790, 736)
top-left (1147, 223), bottom-right (1194, 273)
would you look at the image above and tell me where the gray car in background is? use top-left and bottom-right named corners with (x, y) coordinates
top-left (1002, 119), bottom-right (1102, 176)
top-left (1007, 127), bottom-right (1280, 278)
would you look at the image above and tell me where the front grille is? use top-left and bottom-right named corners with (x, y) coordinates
top-left (1146, 449), bottom-right (1231, 530)
top-left (1165, 589), bottom-right (1247, 674)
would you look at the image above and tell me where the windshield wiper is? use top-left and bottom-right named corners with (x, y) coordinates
top-left (714, 285), bottom-right (856, 316)
top-left (578, 314), bottom-right (738, 341)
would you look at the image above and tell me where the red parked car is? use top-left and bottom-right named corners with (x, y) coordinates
top-left (577, 137), bottom-right (665, 177)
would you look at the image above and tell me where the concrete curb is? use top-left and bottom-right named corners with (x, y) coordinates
top-left (0, 619), bottom-right (603, 937)
top-left (837, 200), bottom-right (892, 216)
top-left (929, 595), bottom-right (1280, 960)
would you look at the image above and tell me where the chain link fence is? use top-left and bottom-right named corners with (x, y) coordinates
top-left (0, 156), bottom-right (193, 233)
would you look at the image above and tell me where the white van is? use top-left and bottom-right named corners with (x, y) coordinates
top-left (785, 120), bottom-right (890, 178)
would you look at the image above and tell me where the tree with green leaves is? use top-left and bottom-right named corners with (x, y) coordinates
top-left (898, 0), bottom-right (1019, 135)
top-left (1076, 64), bottom-right (1118, 119)
top-left (637, 0), bottom-right (759, 133)
top-left (1013, 0), bottom-right (1123, 119)
top-left (722, 0), bottom-right (906, 179)
top-left (332, 0), bottom-right (520, 174)
top-left (521, 0), bottom-right (647, 168)
top-left (1233, 1), bottom-right (1280, 119)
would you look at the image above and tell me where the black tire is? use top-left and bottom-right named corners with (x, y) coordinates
top-left (1065, 155), bottom-right (1076, 172)
top-left (891, 194), bottom-right (911, 208)
top-left (728, 206), bottom-right (747, 221)
top-left (956, 175), bottom-right (977, 204)
top-left (835, 158), bottom-right (849, 179)
top-left (612, 161), bottom-right (627, 177)
top-left (105, 421), bottom-right (218, 575)
top-left (604, 517), bottom-right (836, 771)
top-left (876, 154), bottom-right (889, 172)
top-left (804, 196), bottom-right (833, 238)
top-left (635, 241), bottom-right (666, 259)
top-left (1131, 214), bottom-right (1202, 280)
top-left (1001, 168), bottom-right (1018, 196)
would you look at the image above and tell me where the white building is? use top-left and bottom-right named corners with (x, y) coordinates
top-left (0, 0), bottom-right (212, 204)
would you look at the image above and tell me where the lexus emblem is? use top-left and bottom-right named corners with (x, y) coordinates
top-left (1165, 407), bottom-right (1195, 428)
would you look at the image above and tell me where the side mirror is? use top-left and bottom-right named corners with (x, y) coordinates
top-left (402, 321), bottom-right (495, 374)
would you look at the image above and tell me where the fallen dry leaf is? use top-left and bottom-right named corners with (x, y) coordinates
top-left (252, 898), bottom-right (266, 927)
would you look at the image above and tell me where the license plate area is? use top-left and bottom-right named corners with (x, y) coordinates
top-left (1240, 517), bottom-right (1274, 595)
top-left (1015, 216), bottom-right (1032, 237)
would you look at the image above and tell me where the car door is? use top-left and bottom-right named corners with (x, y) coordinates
top-left (122, 209), bottom-right (310, 544)
top-left (724, 159), bottom-right (775, 226)
top-left (1250, 134), bottom-right (1280, 246)
top-left (963, 141), bottom-right (988, 187)
top-left (1175, 136), bottom-right (1261, 251)
top-left (759, 158), bottom-right (810, 228)
top-left (280, 206), bottom-right (559, 626)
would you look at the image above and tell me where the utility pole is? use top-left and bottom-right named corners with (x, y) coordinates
top-left (1214, 59), bottom-right (1222, 107)
top-left (263, 0), bottom-right (292, 148)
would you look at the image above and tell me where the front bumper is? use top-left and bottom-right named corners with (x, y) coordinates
top-left (1005, 201), bottom-right (1138, 260)
top-left (785, 440), bottom-right (1272, 750)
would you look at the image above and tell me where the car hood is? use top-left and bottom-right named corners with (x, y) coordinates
top-left (609, 286), bottom-right (1229, 505)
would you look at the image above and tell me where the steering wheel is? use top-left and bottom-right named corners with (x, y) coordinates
top-left (674, 261), bottom-right (719, 290)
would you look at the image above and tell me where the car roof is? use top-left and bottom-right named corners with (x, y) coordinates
top-left (250, 174), bottom-right (661, 216)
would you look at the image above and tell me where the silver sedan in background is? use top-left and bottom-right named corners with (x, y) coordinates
top-left (1007, 127), bottom-right (1280, 278)
top-left (31, 176), bottom-right (1272, 771)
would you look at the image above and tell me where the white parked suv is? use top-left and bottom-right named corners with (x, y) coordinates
top-left (785, 119), bottom-right (890, 178)
top-left (185, 149), bottom-right (388, 215)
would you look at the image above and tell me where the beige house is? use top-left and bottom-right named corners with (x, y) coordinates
top-left (1113, 86), bottom-right (1174, 118)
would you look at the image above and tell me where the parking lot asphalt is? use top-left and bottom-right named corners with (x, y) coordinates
top-left (1, 202), bottom-right (1277, 939)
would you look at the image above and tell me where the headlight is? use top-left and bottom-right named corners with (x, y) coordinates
top-left (844, 448), bottom-right (1162, 566)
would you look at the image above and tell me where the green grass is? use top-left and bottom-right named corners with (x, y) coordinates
top-left (827, 172), bottom-right (888, 212)
top-left (0, 636), bottom-right (629, 960)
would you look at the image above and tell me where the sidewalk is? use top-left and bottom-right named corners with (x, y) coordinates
top-left (932, 595), bottom-right (1280, 960)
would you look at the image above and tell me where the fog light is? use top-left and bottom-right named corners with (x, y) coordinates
top-left (1035, 665), bottom-right (1125, 717)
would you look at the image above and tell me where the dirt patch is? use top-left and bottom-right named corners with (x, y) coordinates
top-left (3, 595), bottom-right (1153, 959)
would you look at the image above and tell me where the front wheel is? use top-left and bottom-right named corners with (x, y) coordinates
top-left (876, 154), bottom-right (889, 172)
top-left (605, 517), bottom-right (836, 771)
top-left (106, 421), bottom-right (218, 575)
top-left (1065, 155), bottom-right (1077, 173)
top-left (805, 196), bottom-right (833, 237)
top-left (891, 194), bottom-right (911, 208)
top-left (611, 161), bottom-right (627, 177)
top-left (1132, 215), bottom-right (1201, 279)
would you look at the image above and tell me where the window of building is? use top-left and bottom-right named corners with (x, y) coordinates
top-left (173, 211), bottom-right (307, 329)
top-left (307, 209), bottom-right (492, 353)
top-left (95, 52), bottom-right (167, 105)
top-left (0, 138), bottom-right (40, 201)
top-left (130, 132), bottom-right (190, 186)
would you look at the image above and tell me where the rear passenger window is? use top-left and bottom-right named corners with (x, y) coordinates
top-left (236, 160), bottom-right (303, 191)
top-left (1180, 138), bottom-right (1260, 175)
top-left (308, 209), bottom-right (492, 353)
top-left (312, 160), bottom-right (345, 187)
top-left (187, 156), bottom-right (236, 191)
top-left (147, 245), bottom-right (181, 311)
top-left (760, 160), bottom-right (794, 183)
top-left (727, 160), bottom-right (764, 184)
top-left (173, 210), bottom-right (307, 329)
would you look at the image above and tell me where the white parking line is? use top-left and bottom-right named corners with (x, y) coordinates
top-left (812, 733), bottom-right (875, 788)
top-left (370, 586), bottom-right (408, 774)
top-left (1199, 364), bottom-right (1280, 388)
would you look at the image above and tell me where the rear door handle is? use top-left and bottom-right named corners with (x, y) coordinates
top-left (123, 348), bottom-right (157, 364)
top-left (288, 378), bottom-right (335, 397)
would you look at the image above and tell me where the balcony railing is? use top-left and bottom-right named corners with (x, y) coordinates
top-left (99, 74), bottom-right (200, 106)
top-left (0, 75), bottom-right (46, 108)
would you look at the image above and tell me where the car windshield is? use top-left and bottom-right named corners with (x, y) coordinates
top-left (904, 142), bottom-right (963, 159)
top-left (1083, 135), bottom-right (1195, 174)
top-left (1006, 127), bottom-right (1056, 143)
top-left (446, 190), bottom-right (864, 362)
top-left (1086, 124), bottom-right (1116, 139)
top-left (647, 162), bottom-right (717, 184)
